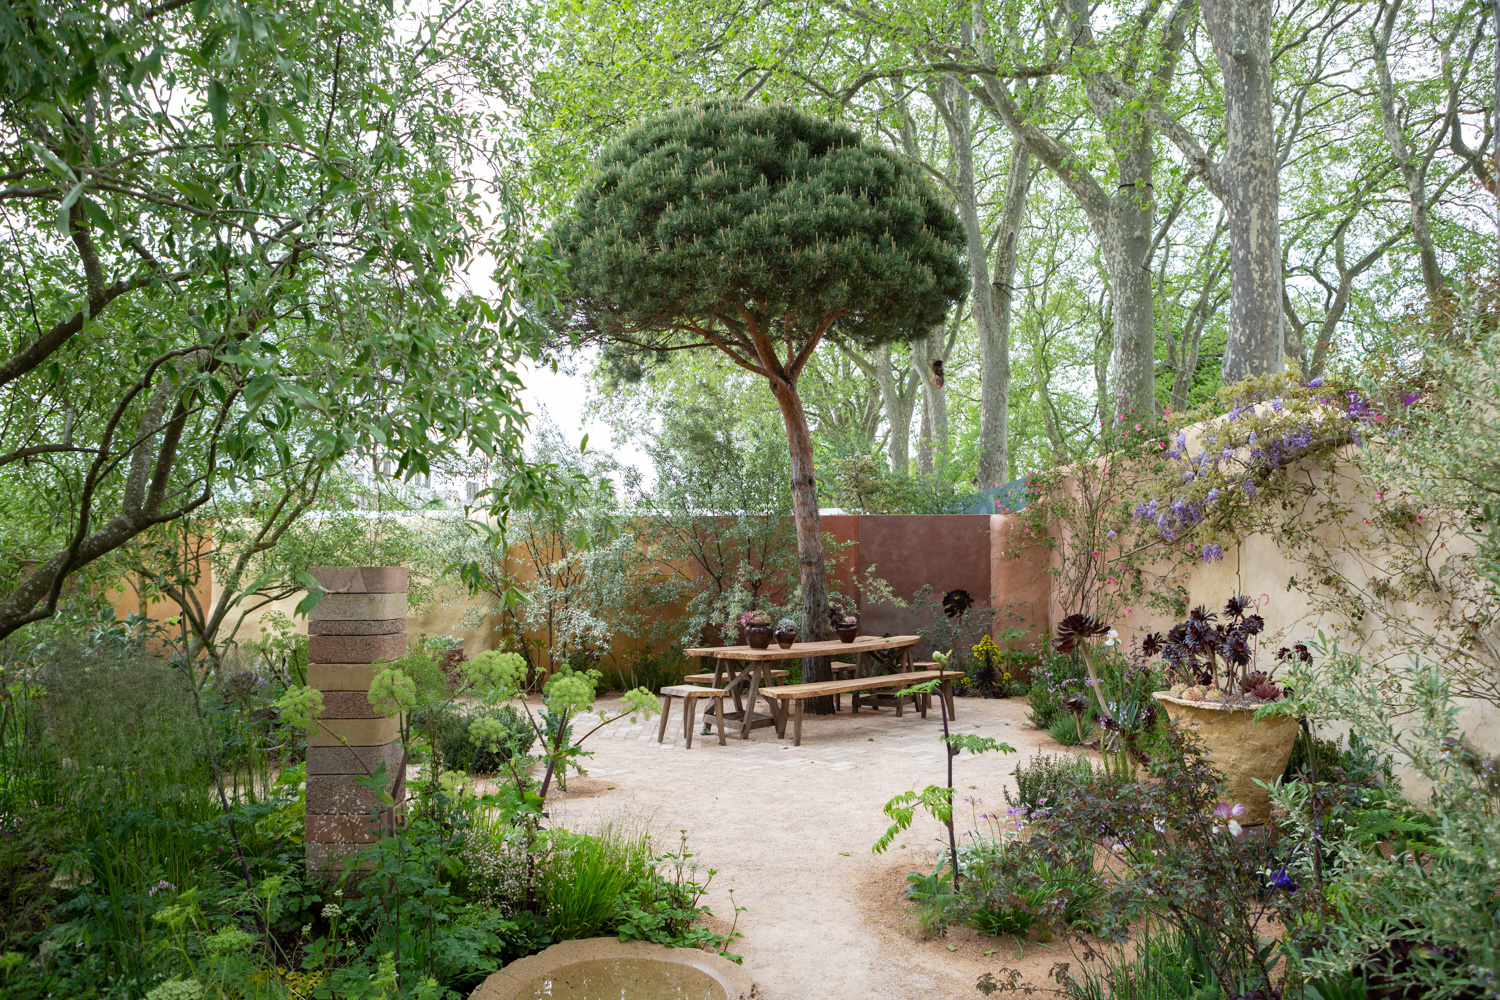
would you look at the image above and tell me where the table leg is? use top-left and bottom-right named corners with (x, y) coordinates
top-left (714, 699), bottom-right (726, 745)
top-left (657, 694), bottom-right (672, 744)
top-left (740, 665), bottom-right (762, 740)
top-left (703, 656), bottom-right (722, 723)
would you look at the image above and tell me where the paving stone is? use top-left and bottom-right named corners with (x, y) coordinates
top-left (308, 632), bottom-right (406, 664)
top-left (307, 773), bottom-right (404, 814)
top-left (309, 716), bottom-right (399, 747)
top-left (308, 592), bottom-right (407, 622)
top-left (306, 741), bottom-right (406, 775)
top-left (309, 618), bottom-right (406, 636)
top-left (310, 566), bottom-right (408, 594)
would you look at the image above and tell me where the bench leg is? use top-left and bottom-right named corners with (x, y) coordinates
top-left (793, 698), bottom-right (804, 747)
top-left (834, 692), bottom-right (842, 712)
top-left (772, 700), bottom-right (787, 739)
top-left (684, 696), bottom-right (698, 748)
top-left (715, 698), bottom-right (726, 745)
top-left (919, 693), bottom-right (928, 719)
top-left (657, 694), bottom-right (672, 744)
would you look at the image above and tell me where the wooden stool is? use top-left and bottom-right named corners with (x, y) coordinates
top-left (657, 685), bottom-right (728, 748)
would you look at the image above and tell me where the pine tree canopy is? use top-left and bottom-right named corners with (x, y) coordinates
top-left (546, 101), bottom-right (967, 377)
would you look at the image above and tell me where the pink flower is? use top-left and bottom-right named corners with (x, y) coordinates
top-left (1091, 550), bottom-right (1099, 557)
top-left (1124, 608), bottom-right (1133, 615)
top-left (1108, 577), bottom-right (1117, 584)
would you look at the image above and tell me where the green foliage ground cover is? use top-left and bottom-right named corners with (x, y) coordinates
top-left (0, 622), bottom-right (735, 999)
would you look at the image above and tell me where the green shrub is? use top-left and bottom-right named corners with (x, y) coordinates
top-left (605, 648), bottom-right (689, 694)
top-left (541, 822), bottom-right (655, 940)
top-left (1003, 679), bottom-right (1029, 698)
top-left (1026, 652), bottom-right (1088, 728)
top-left (430, 704), bottom-right (534, 775)
top-left (954, 837), bottom-right (1102, 938)
top-left (1005, 751), bottom-right (1101, 813)
top-left (1048, 715), bottom-right (1093, 746)
top-left (1069, 926), bottom-right (1221, 1000)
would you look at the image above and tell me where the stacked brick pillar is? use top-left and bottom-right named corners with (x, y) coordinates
top-left (304, 566), bottom-right (408, 874)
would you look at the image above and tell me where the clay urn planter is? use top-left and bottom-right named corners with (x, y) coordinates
top-left (744, 625), bottom-right (773, 650)
top-left (834, 618), bottom-right (859, 644)
top-left (774, 618), bottom-right (798, 649)
top-left (1151, 692), bottom-right (1299, 825)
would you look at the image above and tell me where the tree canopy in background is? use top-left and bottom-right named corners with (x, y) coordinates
top-left (0, 0), bottom-right (544, 637)
top-left (522, 0), bottom-right (1497, 501)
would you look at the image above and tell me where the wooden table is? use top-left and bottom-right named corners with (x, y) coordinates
top-left (683, 635), bottom-right (921, 739)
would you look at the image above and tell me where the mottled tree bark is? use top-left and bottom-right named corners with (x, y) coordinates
top-left (913, 326), bottom-right (949, 475)
top-left (1201, 0), bottom-right (1285, 383)
top-left (871, 343), bottom-right (917, 474)
top-left (767, 377), bottom-right (834, 714)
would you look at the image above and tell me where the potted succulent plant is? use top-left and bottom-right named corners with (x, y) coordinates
top-left (1143, 595), bottom-right (1301, 824)
top-left (775, 617), bottom-right (798, 648)
top-left (740, 610), bottom-right (774, 650)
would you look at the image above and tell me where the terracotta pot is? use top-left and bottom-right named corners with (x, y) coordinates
top-left (745, 625), bottom-right (773, 650)
top-left (835, 625), bottom-right (858, 644)
top-left (1152, 692), bottom-right (1299, 825)
top-left (775, 631), bottom-right (796, 649)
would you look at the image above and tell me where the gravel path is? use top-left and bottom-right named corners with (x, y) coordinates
top-left (544, 693), bottom-right (1086, 999)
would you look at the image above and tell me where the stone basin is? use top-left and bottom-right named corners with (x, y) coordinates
top-left (1152, 691), bottom-right (1299, 824)
top-left (470, 938), bottom-right (756, 1000)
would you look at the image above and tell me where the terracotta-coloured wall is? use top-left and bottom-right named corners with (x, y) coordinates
top-left (135, 513), bottom-right (1061, 672)
top-left (989, 515), bottom-right (1051, 653)
top-left (856, 515), bottom-right (992, 649)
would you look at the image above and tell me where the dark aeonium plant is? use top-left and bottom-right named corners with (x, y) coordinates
top-left (1145, 595), bottom-right (1283, 703)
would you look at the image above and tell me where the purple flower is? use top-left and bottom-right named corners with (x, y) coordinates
top-left (1244, 481), bottom-right (1256, 499)
top-left (1202, 543), bottom-right (1225, 563)
top-left (1307, 376), bottom-right (1325, 388)
top-left (1206, 488), bottom-right (1220, 502)
top-left (1272, 868), bottom-right (1300, 893)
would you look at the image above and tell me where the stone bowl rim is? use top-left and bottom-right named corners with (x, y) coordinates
top-left (469, 937), bottom-right (756, 1000)
top-left (1151, 690), bottom-right (1291, 715)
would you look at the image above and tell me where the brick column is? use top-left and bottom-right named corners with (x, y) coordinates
top-left (304, 566), bottom-right (408, 875)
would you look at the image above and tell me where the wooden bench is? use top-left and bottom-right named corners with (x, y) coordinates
top-left (683, 669), bottom-right (790, 685)
top-left (760, 670), bottom-right (964, 746)
top-left (657, 685), bottom-right (728, 748)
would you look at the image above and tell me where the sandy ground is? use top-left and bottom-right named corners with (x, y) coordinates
top-left (537, 693), bottom-right (1096, 1000)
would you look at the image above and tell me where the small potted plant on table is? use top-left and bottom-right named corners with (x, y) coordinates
top-left (740, 609), bottom-right (774, 649)
top-left (775, 618), bottom-right (798, 648)
top-left (830, 605), bottom-right (860, 644)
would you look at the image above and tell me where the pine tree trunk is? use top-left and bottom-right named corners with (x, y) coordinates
top-left (768, 378), bottom-right (835, 714)
top-left (1203, 0), bottom-right (1285, 384)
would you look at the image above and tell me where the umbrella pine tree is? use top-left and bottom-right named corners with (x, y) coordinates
top-left (547, 102), bottom-right (966, 708)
